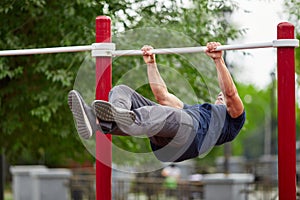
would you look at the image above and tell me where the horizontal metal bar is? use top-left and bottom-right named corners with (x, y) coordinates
top-left (0, 39), bottom-right (298, 57)
top-left (0, 45), bottom-right (92, 56)
top-left (112, 42), bottom-right (274, 56)
top-left (93, 39), bottom-right (299, 57)
top-left (113, 46), bottom-right (207, 56)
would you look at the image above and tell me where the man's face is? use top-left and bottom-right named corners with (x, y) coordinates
top-left (215, 92), bottom-right (225, 105)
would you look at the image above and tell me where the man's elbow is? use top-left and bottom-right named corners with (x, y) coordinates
top-left (155, 91), bottom-right (172, 106)
top-left (156, 95), bottom-right (168, 105)
top-left (225, 88), bottom-right (238, 99)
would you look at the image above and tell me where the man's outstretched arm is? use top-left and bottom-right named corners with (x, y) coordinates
top-left (141, 45), bottom-right (183, 109)
top-left (206, 42), bottom-right (244, 118)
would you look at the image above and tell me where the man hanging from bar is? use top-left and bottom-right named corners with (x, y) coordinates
top-left (68, 42), bottom-right (245, 162)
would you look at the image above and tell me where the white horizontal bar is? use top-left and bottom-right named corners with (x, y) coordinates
top-left (0, 45), bottom-right (92, 56)
top-left (112, 42), bottom-right (274, 56)
top-left (113, 46), bottom-right (207, 56)
top-left (98, 39), bottom-right (299, 57)
top-left (0, 39), bottom-right (298, 57)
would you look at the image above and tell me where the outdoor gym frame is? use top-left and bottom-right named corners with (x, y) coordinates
top-left (0, 15), bottom-right (299, 200)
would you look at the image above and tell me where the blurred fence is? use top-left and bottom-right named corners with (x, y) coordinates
top-left (68, 168), bottom-right (298, 200)
top-left (69, 170), bottom-right (203, 200)
top-left (126, 178), bottom-right (203, 200)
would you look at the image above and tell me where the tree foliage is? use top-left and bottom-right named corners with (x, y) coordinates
top-left (284, 0), bottom-right (300, 84)
top-left (284, 0), bottom-right (300, 148)
top-left (0, 0), bottom-right (242, 166)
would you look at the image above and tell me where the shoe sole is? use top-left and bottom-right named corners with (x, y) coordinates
top-left (92, 100), bottom-right (135, 126)
top-left (68, 90), bottom-right (92, 139)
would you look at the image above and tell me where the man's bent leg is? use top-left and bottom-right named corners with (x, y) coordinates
top-left (112, 105), bottom-right (195, 148)
top-left (108, 85), bottom-right (156, 110)
top-left (95, 85), bottom-right (195, 148)
top-left (96, 84), bottom-right (157, 133)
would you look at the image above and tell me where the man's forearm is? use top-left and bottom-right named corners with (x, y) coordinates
top-left (214, 57), bottom-right (244, 118)
top-left (147, 63), bottom-right (168, 101)
top-left (214, 57), bottom-right (237, 97)
top-left (205, 42), bottom-right (244, 117)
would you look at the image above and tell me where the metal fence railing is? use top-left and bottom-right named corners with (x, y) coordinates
top-left (68, 168), bottom-right (300, 200)
top-left (69, 172), bottom-right (203, 200)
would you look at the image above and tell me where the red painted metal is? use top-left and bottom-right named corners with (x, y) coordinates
top-left (95, 16), bottom-right (112, 200)
top-left (277, 22), bottom-right (296, 200)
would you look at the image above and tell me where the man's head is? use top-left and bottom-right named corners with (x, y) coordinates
top-left (215, 92), bottom-right (225, 105)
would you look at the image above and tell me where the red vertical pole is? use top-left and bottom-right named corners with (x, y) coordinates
top-left (95, 16), bottom-right (112, 200)
top-left (277, 22), bottom-right (296, 200)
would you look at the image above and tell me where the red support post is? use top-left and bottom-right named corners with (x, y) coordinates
top-left (277, 22), bottom-right (296, 200)
top-left (95, 16), bottom-right (112, 200)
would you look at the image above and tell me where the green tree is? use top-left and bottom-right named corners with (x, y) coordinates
top-left (284, 0), bottom-right (300, 144)
top-left (0, 0), bottom-right (242, 166)
top-left (0, 0), bottom-right (100, 165)
top-left (236, 83), bottom-right (278, 159)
